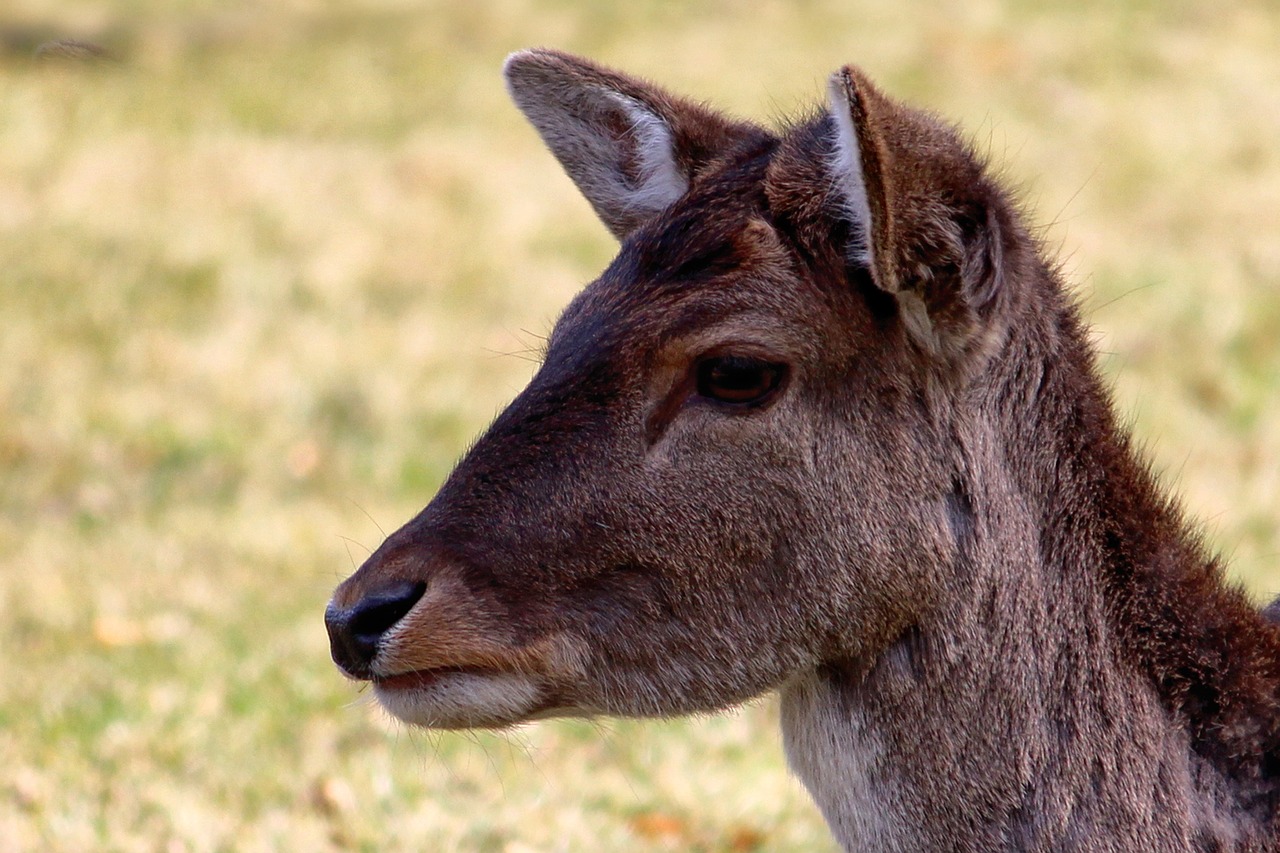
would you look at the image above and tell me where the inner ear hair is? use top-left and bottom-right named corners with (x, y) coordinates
top-left (824, 64), bottom-right (1013, 360)
top-left (503, 49), bottom-right (767, 240)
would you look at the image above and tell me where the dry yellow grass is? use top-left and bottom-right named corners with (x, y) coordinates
top-left (1, 1), bottom-right (1278, 851)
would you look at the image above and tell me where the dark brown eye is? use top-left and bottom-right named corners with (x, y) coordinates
top-left (695, 356), bottom-right (787, 406)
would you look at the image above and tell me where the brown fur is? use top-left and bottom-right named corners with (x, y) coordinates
top-left (326, 50), bottom-right (1280, 851)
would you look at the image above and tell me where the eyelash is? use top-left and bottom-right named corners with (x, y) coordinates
top-left (694, 355), bottom-right (788, 407)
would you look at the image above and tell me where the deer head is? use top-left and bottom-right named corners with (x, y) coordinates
top-left (324, 49), bottom-right (1030, 730)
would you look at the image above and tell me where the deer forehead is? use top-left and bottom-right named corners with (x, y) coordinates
top-left (545, 200), bottom-right (834, 378)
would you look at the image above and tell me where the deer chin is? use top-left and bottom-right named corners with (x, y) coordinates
top-left (372, 667), bottom-right (547, 729)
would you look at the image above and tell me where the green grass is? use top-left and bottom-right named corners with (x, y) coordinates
top-left (2, 1), bottom-right (1279, 850)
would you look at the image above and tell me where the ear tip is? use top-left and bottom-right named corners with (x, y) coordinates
top-left (503, 48), bottom-right (576, 88)
top-left (825, 68), bottom-right (856, 120)
top-left (503, 49), bottom-right (535, 70)
top-left (826, 70), bottom-right (849, 102)
top-left (503, 48), bottom-right (545, 82)
top-left (828, 64), bottom-right (879, 97)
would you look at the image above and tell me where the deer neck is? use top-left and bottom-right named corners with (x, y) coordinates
top-left (780, 546), bottom-right (1228, 851)
top-left (780, 318), bottom-right (1274, 851)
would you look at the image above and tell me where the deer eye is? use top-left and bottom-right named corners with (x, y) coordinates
top-left (695, 356), bottom-right (787, 407)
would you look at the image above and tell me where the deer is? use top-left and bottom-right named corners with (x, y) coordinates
top-left (324, 49), bottom-right (1280, 851)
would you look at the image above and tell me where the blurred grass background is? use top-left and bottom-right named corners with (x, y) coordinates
top-left (1, 1), bottom-right (1278, 850)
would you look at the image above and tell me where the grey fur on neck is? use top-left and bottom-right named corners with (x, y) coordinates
top-left (780, 462), bottom-right (1252, 852)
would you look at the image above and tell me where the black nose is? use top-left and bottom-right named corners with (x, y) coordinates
top-left (325, 581), bottom-right (426, 678)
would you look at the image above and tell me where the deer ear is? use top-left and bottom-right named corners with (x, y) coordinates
top-left (504, 49), bottom-right (765, 240)
top-left (826, 66), bottom-right (1009, 358)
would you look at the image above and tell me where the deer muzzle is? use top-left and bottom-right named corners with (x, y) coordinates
top-left (325, 567), bottom-right (584, 728)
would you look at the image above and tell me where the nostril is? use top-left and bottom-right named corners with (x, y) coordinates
top-left (325, 581), bottom-right (427, 677)
top-left (350, 581), bottom-right (427, 640)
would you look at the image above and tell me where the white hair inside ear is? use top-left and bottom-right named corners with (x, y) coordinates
top-left (602, 92), bottom-right (689, 218)
top-left (504, 49), bottom-right (761, 239)
top-left (826, 73), bottom-right (936, 349)
top-left (826, 75), bottom-right (873, 268)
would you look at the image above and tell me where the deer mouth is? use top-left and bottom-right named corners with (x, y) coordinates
top-left (370, 665), bottom-right (550, 729)
top-left (372, 664), bottom-right (496, 691)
